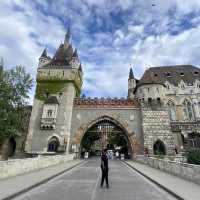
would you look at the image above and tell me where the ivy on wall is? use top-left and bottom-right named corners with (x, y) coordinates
top-left (35, 82), bottom-right (65, 101)
top-left (35, 80), bottom-right (81, 101)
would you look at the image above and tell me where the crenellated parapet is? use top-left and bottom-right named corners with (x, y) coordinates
top-left (73, 97), bottom-right (139, 108)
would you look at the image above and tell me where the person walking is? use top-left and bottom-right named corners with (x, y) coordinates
top-left (100, 149), bottom-right (109, 188)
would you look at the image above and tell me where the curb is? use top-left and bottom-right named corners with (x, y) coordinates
top-left (2, 160), bottom-right (86, 200)
top-left (123, 161), bottom-right (184, 200)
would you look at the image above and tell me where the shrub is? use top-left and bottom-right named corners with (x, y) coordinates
top-left (186, 148), bottom-right (200, 165)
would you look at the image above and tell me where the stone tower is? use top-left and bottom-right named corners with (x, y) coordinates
top-left (128, 68), bottom-right (136, 99)
top-left (25, 29), bottom-right (83, 154)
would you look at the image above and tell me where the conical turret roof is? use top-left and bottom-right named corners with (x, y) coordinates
top-left (72, 49), bottom-right (78, 58)
top-left (129, 68), bottom-right (134, 79)
top-left (40, 48), bottom-right (48, 58)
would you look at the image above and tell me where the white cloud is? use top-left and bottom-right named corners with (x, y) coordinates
top-left (131, 26), bottom-right (200, 75)
top-left (1, 0), bottom-right (200, 103)
top-left (128, 25), bottom-right (144, 34)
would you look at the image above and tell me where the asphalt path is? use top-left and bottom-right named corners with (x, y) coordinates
top-left (14, 158), bottom-right (177, 200)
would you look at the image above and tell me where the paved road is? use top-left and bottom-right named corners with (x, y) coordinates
top-left (14, 159), bottom-right (177, 200)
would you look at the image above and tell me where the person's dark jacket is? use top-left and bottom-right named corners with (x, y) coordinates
top-left (101, 154), bottom-right (108, 172)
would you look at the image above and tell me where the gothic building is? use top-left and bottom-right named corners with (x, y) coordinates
top-left (25, 30), bottom-right (200, 157)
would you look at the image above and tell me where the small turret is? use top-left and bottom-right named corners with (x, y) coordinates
top-left (41, 48), bottom-right (47, 58)
top-left (129, 68), bottom-right (134, 79)
top-left (72, 49), bottom-right (78, 58)
top-left (38, 48), bottom-right (51, 68)
top-left (128, 67), bottom-right (136, 99)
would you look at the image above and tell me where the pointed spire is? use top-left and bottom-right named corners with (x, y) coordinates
top-left (129, 68), bottom-right (134, 79)
top-left (40, 48), bottom-right (47, 58)
top-left (72, 49), bottom-right (78, 58)
top-left (64, 27), bottom-right (70, 45)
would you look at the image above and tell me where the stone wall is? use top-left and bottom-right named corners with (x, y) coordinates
top-left (142, 109), bottom-right (175, 155)
top-left (135, 155), bottom-right (200, 185)
top-left (25, 82), bottom-right (77, 154)
top-left (0, 154), bottom-right (74, 179)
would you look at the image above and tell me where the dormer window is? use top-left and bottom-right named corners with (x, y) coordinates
top-left (180, 72), bottom-right (184, 76)
top-left (154, 74), bottom-right (158, 77)
top-left (194, 71), bottom-right (199, 75)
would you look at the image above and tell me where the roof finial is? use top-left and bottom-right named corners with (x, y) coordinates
top-left (64, 27), bottom-right (70, 45)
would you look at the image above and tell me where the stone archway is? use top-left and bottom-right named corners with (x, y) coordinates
top-left (153, 139), bottom-right (166, 155)
top-left (71, 115), bottom-right (140, 158)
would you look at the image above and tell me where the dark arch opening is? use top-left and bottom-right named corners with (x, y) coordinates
top-left (188, 133), bottom-right (200, 148)
top-left (153, 140), bottom-right (166, 155)
top-left (48, 137), bottom-right (60, 152)
top-left (80, 119), bottom-right (132, 159)
top-left (8, 137), bottom-right (16, 157)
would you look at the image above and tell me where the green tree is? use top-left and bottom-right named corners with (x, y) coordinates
top-left (0, 65), bottom-right (32, 160)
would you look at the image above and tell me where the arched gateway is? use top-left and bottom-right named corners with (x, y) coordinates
top-left (70, 98), bottom-right (144, 158)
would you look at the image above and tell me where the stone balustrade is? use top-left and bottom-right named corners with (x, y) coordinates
top-left (0, 154), bottom-right (74, 179)
top-left (135, 155), bottom-right (200, 185)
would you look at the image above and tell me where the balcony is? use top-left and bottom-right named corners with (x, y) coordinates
top-left (41, 118), bottom-right (56, 130)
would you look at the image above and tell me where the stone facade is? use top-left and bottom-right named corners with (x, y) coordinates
top-left (128, 65), bottom-right (200, 153)
top-left (25, 31), bottom-right (200, 157)
top-left (142, 109), bottom-right (174, 155)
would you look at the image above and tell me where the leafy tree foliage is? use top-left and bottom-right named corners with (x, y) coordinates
top-left (0, 65), bottom-right (32, 160)
top-left (81, 127), bottom-right (100, 151)
top-left (187, 148), bottom-right (200, 165)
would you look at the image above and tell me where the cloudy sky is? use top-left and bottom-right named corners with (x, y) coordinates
top-left (1, 0), bottom-right (200, 103)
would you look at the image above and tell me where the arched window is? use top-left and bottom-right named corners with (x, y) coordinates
top-left (48, 137), bottom-right (59, 152)
top-left (153, 140), bottom-right (166, 155)
top-left (183, 100), bottom-right (194, 120)
top-left (167, 101), bottom-right (176, 121)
